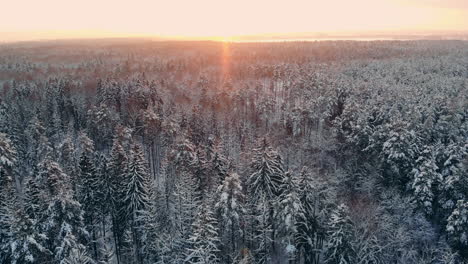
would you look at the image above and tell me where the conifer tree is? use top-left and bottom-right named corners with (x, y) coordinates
top-left (108, 133), bottom-right (129, 261)
top-left (0, 134), bottom-right (17, 263)
top-left (251, 194), bottom-right (272, 264)
top-left (185, 200), bottom-right (221, 264)
top-left (294, 168), bottom-right (327, 264)
top-left (9, 205), bottom-right (50, 264)
top-left (208, 140), bottom-right (229, 190)
top-left (125, 143), bottom-right (151, 264)
top-left (446, 200), bottom-right (468, 255)
top-left (278, 171), bottom-right (302, 261)
top-left (77, 132), bottom-right (101, 260)
top-left (38, 159), bottom-right (90, 264)
top-left (248, 138), bottom-right (285, 254)
top-left (325, 204), bottom-right (355, 264)
top-left (438, 143), bottom-right (467, 216)
top-left (171, 172), bottom-right (200, 262)
top-left (248, 138), bottom-right (285, 201)
top-left (411, 146), bottom-right (442, 215)
top-left (215, 171), bottom-right (244, 260)
top-left (62, 247), bottom-right (94, 264)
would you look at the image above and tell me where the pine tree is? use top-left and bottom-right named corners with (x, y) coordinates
top-left (438, 143), bottom-right (467, 216)
top-left (324, 204), bottom-right (355, 264)
top-left (38, 159), bottom-right (90, 264)
top-left (294, 168), bottom-right (327, 264)
top-left (62, 247), bottom-right (94, 264)
top-left (446, 200), bottom-right (468, 255)
top-left (140, 186), bottom-right (161, 263)
top-left (248, 138), bottom-right (285, 255)
top-left (43, 195), bottom-right (89, 263)
top-left (411, 146), bottom-right (441, 215)
top-left (381, 122), bottom-right (419, 185)
top-left (248, 138), bottom-right (285, 201)
top-left (0, 134), bottom-right (17, 263)
top-left (108, 134), bottom-right (129, 263)
top-left (172, 137), bottom-right (196, 174)
top-left (192, 148), bottom-right (209, 197)
top-left (251, 194), bottom-right (272, 264)
top-left (0, 132), bottom-right (17, 174)
top-left (24, 116), bottom-right (46, 169)
top-left (77, 133), bottom-right (101, 260)
top-left (169, 172), bottom-right (200, 263)
top-left (278, 171), bottom-right (302, 261)
top-left (206, 137), bottom-right (228, 190)
top-left (59, 134), bottom-right (77, 180)
top-left (215, 171), bottom-right (244, 260)
top-left (9, 205), bottom-right (50, 264)
top-left (185, 200), bottom-right (221, 264)
top-left (125, 143), bottom-right (151, 264)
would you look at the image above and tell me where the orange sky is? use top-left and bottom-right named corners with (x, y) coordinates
top-left (1, 0), bottom-right (467, 41)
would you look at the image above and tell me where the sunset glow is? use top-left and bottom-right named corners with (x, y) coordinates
top-left (1, 0), bottom-right (468, 41)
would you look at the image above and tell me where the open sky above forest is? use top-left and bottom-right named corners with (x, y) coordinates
top-left (1, 0), bottom-right (467, 41)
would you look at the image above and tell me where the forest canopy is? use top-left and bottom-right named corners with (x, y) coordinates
top-left (0, 39), bottom-right (467, 264)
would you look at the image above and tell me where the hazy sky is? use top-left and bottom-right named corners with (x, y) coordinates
top-left (1, 0), bottom-right (467, 40)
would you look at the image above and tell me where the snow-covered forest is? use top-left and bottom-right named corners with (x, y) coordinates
top-left (0, 39), bottom-right (467, 264)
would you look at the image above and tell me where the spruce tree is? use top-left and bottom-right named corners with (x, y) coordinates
top-left (294, 168), bottom-right (327, 264)
top-left (185, 200), bottom-right (221, 264)
top-left (215, 171), bottom-right (244, 260)
top-left (324, 204), bottom-right (355, 264)
top-left (108, 134), bottom-right (129, 262)
top-left (38, 159), bottom-right (90, 264)
top-left (248, 138), bottom-right (285, 255)
top-left (77, 132), bottom-right (100, 260)
top-left (411, 146), bottom-right (441, 216)
top-left (278, 171), bottom-right (302, 261)
top-left (248, 138), bottom-right (285, 201)
top-left (9, 205), bottom-right (50, 264)
top-left (125, 143), bottom-right (151, 264)
top-left (0, 134), bottom-right (17, 263)
top-left (446, 200), bottom-right (468, 255)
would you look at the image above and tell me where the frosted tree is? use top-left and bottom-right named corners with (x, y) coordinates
top-left (248, 138), bottom-right (285, 254)
top-left (0, 133), bottom-right (17, 263)
top-left (294, 167), bottom-right (328, 264)
top-left (58, 134), bottom-right (77, 181)
top-left (438, 143), bottom-right (467, 215)
top-left (39, 160), bottom-right (90, 264)
top-left (24, 116), bottom-right (46, 169)
top-left (324, 204), bottom-right (355, 264)
top-left (278, 171), bottom-right (302, 261)
top-left (44, 198), bottom-right (87, 263)
top-left (411, 146), bottom-right (441, 216)
top-left (140, 186), bottom-right (161, 263)
top-left (251, 194), bottom-right (272, 264)
top-left (248, 138), bottom-right (285, 201)
top-left (172, 137), bottom-right (196, 174)
top-left (173, 171), bottom-right (200, 242)
top-left (185, 200), bottom-right (221, 264)
top-left (192, 149), bottom-right (209, 197)
top-left (62, 247), bottom-right (94, 264)
top-left (108, 134), bottom-right (129, 262)
top-left (381, 122), bottom-right (419, 185)
top-left (76, 132), bottom-right (100, 260)
top-left (8, 205), bottom-right (50, 264)
top-left (215, 171), bottom-right (244, 260)
top-left (124, 143), bottom-right (151, 264)
top-left (0, 132), bottom-right (17, 174)
top-left (446, 200), bottom-right (468, 253)
top-left (206, 138), bottom-right (229, 190)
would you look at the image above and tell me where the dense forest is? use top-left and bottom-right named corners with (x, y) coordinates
top-left (0, 39), bottom-right (467, 264)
